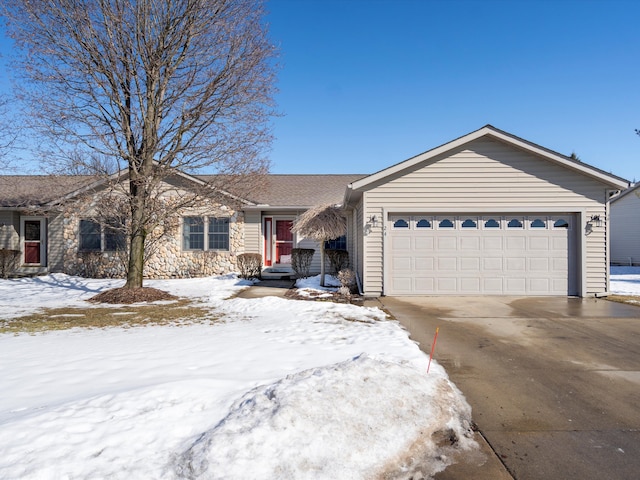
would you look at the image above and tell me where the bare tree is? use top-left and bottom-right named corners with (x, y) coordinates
top-left (0, 96), bottom-right (17, 170)
top-left (2, 0), bottom-right (277, 289)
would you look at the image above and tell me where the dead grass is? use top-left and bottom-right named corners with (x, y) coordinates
top-left (605, 295), bottom-right (640, 307)
top-left (1, 299), bottom-right (220, 334)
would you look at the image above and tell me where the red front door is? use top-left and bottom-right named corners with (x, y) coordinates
top-left (275, 220), bottom-right (293, 264)
top-left (24, 220), bottom-right (42, 264)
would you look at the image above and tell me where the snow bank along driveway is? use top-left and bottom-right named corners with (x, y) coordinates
top-left (0, 274), bottom-right (477, 479)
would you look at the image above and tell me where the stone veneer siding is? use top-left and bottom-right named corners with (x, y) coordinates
top-left (61, 209), bottom-right (245, 279)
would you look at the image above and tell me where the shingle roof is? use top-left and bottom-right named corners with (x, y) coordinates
top-left (0, 175), bottom-right (96, 207)
top-left (199, 174), bottom-right (365, 207)
top-left (0, 173), bottom-right (366, 209)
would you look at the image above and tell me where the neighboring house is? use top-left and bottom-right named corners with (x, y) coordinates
top-left (0, 125), bottom-right (630, 296)
top-left (610, 182), bottom-right (640, 266)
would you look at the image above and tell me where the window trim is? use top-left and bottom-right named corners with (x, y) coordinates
top-left (183, 216), bottom-right (231, 252)
top-left (79, 219), bottom-right (125, 252)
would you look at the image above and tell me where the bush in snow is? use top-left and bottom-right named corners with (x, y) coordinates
top-left (0, 248), bottom-right (20, 279)
top-left (338, 268), bottom-right (357, 294)
top-left (291, 248), bottom-right (315, 278)
top-left (325, 249), bottom-right (349, 274)
top-left (237, 253), bottom-right (262, 280)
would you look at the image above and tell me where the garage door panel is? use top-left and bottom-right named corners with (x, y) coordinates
top-left (437, 277), bottom-right (457, 292)
top-left (414, 277), bottom-right (435, 291)
top-left (415, 257), bottom-right (434, 270)
top-left (529, 278), bottom-right (551, 293)
top-left (505, 277), bottom-right (526, 293)
top-left (437, 236), bottom-right (457, 250)
top-left (483, 237), bottom-right (503, 250)
top-left (529, 237), bottom-right (550, 250)
top-left (506, 257), bottom-right (526, 271)
top-left (387, 213), bottom-right (573, 295)
top-left (392, 236), bottom-right (411, 250)
top-left (552, 237), bottom-right (568, 250)
top-left (415, 236), bottom-right (435, 250)
top-left (529, 257), bottom-right (550, 271)
top-left (483, 277), bottom-right (504, 293)
top-left (460, 236), bottom-right (481, 250)
top-left (552, 257), bottom-right (568, 271)
top-left (460, 257), bottom-right (480, 271)
top-left (391, 256), bottom-right (412, 271)
top-left (506, 236), bottom-right (526, 251)
top-left (437, 257), bottom-right (457, 271)
top-left (460, 277), bottom-right (481, 293)
top-left (483, 257), bottom-right (503, 270)
top-left (392, 277), bottom-right (413, 293)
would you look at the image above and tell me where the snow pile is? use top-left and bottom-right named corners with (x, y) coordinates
top-left (295, 274), bottom-right (342, 298)
top-left (176, 355), bottom-right (474, 480)
top-left (0, 274), bottom-right (476, 479)
top-left (610, 266), bottom-right (640, 296)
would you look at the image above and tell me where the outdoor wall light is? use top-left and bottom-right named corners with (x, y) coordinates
top-left (589, 215), bottom-right (603, 227)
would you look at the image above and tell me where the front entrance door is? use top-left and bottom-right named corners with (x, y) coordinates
top-left (275, 220), bottom-right (293, 264)
top-left (22, 218), bottom-right (46, 265)
top-left (264, 217), bottom-right (294, 267)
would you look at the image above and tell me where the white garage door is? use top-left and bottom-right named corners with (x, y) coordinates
top-left (387, 214), bottom-right (574, 295)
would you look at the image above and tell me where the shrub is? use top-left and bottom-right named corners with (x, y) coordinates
top-left (291, 248), bottom-right (315, 278)
top-left (237, 253), bottom-right (262, 279)
top-left (0, 249), bottom-right (20, 279)
top-left (338, 268), bottom-right (357, 295)
top-left (325, 249), bottom-right (349, 274)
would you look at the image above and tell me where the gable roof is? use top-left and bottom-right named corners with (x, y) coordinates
top-left (345, 125), bottom-right (629, 204)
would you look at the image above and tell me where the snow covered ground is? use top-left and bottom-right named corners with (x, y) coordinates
top-left (0, 274), bottom-right (477, 479)
top-left (610, 266), bottom-right (640, 296)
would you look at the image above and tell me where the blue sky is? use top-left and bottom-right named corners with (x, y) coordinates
top-left (1, 0), bottom-right (638, 181)
top-left (266, 0), bottom-right (639, 181)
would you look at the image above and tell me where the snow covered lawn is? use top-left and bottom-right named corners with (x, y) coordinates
top-left (610, 266), bottom-right (640, 297)
top-left (0, 274), bottom-right (476, 479)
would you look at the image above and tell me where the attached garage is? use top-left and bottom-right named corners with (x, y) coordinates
top-left (344, 125), bottom-right (629, 297)
top-left (387, 214), bottom-right (576, 295)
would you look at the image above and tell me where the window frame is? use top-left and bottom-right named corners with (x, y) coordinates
top-left (183, 216), bottom-right (231, 252)
top-left (208, 217), bottom-right (230, 251)
top-left (79, 219), bottom-right (126, 252)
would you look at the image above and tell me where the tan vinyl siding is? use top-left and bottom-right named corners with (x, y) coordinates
top-left (360, 138), bottom-right (613, 296)
top-left (611, 190), bottom-right (640, 265)
top-left (48, 213), bottom-right (65, 271)
top-left (0, 211), bottom-right (19, 249)
top-left (297, 237), bottom-right (322, 274)
top-left (243, 210), bottom-right (262, 255)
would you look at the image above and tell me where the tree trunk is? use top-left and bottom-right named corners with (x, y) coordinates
top-left (320, 243), bottom-right (326, 287)
top-left (124, 172), bottom-right (147, 289)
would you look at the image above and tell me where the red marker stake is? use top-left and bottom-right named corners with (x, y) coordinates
top-left (427, 327), bottom-right (440, 374)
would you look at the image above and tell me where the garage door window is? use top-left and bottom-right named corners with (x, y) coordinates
top-left (508, 218), bottom-right (523, 228)
top-left (461, 218), bottom-right (477, 228)
top-left (393, 219), bottom-right (409, 228)
top-left (416, 218), bottom-right (432, 228)
top-left (553, 219), bottom-right (569, 229)
top-left (484, 218), bottom-right (500, 229)
top-left (530, 218), bottom-right (546, 228)
top-left (438, 218), bottom-right (454, 228)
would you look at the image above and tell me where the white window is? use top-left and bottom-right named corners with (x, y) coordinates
top-left (183, 217), bottom-right (230, 251)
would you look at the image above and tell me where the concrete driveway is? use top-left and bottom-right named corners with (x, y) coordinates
top-left (376, 296), bottom-right (640, 480)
